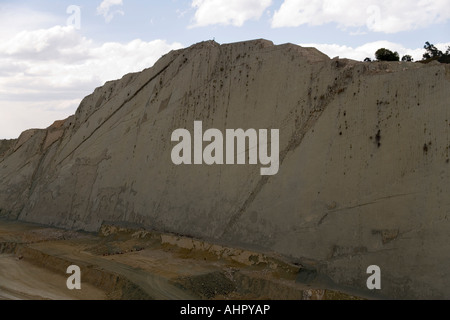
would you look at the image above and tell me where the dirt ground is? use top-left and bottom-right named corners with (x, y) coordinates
top-left (0, 255), bottom-right (107, 300)
top-left (0, 219), bottom-right (362, 300)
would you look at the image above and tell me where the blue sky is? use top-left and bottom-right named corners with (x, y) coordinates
top-left (0, 0), bottom-right (449, 138)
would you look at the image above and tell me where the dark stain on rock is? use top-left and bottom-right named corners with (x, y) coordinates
top-left (158, 95), bottom-right (172, 113)
top-left (372, 229), bottom-right (399, 244)
top-left (375, 130), bottom-right (381, 148)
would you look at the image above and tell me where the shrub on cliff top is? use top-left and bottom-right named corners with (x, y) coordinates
top-left (375, 48), bottom-right (400, 62)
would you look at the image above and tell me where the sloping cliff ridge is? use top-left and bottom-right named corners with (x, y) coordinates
top-left (1, 39), bottom-right (450, 299)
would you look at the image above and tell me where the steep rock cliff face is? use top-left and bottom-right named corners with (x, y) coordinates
top-left (1, 39), bottom-right (450, 299)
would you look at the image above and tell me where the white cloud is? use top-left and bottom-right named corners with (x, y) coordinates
top-left (299, 41), bottom-right (450, 61)
top-left (0, 25), bottom-right (183, 139)
top-left (273, 0), bottom-right (450, 33)
top-left (0, 5), bottom-right (59, 39)
top-left (191, 0), bottom-right (272, 27)
top-left (97, 0), bottom-right (125, 23)
top-left (0, 25), bottom-right (91, 61)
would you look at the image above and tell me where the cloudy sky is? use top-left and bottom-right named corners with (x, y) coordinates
top-left (0, 0), bottom-right (449, 139)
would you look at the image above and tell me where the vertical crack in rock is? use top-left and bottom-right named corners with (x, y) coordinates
top-left (221, 64), bottom-right (355, 238)
top-left (27, 131), bottom-right (49, 197)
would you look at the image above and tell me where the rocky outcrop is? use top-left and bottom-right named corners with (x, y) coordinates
top-left (1, 39), bottom-right (450, 299)
top-left (0, 139), bottom-right (16, 159)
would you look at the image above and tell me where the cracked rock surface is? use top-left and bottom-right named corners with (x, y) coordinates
top-left (1, 39), bottom-right (450, 299)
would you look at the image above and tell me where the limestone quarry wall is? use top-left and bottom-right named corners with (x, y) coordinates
top-left (1, 39), bottom-right (450, 299)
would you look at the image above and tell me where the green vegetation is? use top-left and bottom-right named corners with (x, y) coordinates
top-left (375, 48), bottom-right (400, 61)
top-left (401, 55), bottom-right (413, 62)
top-left (365, 41), bottom-right (449, 64)
top-left (422, 41), bottom-right (450, 64)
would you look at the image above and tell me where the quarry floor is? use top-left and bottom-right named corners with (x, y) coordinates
top-left (0, 219), bottom-right (362, 300)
